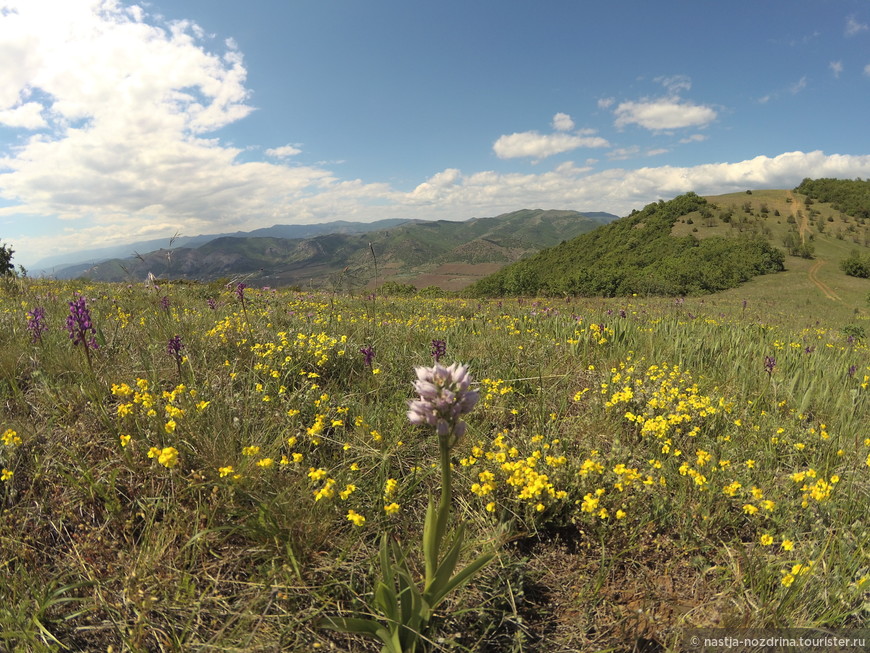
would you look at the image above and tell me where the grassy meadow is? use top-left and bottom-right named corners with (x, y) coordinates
top-left (1, 273), bottom-right (869, 651)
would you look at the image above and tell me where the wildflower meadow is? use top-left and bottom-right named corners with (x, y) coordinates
top-left (1, 277), bottom-right (868, 651)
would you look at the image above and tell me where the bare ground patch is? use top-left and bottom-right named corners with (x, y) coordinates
top-left (411, 263), bottom-right (506, 291)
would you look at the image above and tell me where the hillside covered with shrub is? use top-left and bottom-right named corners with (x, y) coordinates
top-left (468, 193), bottom-right (785, 297)
top-left (796, 177), bottom-right (870, 220)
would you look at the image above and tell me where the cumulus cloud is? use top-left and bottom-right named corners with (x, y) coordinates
top-left (10, 149), bottom-right (870, 264)
top-left (0, 0), bottom-right (393, 260)
top-left (611, 75), bottom-right (717, 132)
top-left (493, 131), bottom-right (609, 160)
top-left (551, 112), bottom-right (575, 131)
top-left (265, 144), bottom-right (303, 158)
top-left (0, 102), bottom-right (46, 129)
top-left (399, 151), bottom-right (870, 219)
top-left (614, 98), bottom-right (717, 131)
top-left (845, 16), bottom-right (868, 37)
top-left (830, 61), bottom-right (843, 78)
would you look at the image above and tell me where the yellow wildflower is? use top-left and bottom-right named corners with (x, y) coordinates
top-left (339, 484), bottom-right (356, 500)
top-left (156, 447), bottom-right (179, 468)
top-left (2, 429), bottom-right (21, 446)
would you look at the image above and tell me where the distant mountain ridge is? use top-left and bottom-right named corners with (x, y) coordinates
top-left (55, 209), bottom-right (617, 290)
top-left (32, 218), bottom-right (414, 273)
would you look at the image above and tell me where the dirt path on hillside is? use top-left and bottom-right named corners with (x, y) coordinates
top-left (808, 259), bottom-right (842, 301)
top-left (793, 191), bottom-right (842, 301)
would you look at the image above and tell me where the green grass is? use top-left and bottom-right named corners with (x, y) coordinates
top-left (1, 278), bottom-right (868, 651)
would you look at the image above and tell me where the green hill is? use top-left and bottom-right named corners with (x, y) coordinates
top-left (468, 193), bottom-right (785, 297)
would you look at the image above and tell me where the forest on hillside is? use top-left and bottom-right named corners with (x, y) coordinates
top-left (796, 177), bottom-right (870, 219)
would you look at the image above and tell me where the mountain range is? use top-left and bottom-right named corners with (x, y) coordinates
top-left (31, 218), bottom-right (412, 273)
top-left (46, 209), bottom-right (617, 291)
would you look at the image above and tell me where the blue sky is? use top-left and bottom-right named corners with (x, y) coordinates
top-left (2, 0), bottom-right (870, 268)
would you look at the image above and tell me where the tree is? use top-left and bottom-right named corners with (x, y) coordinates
top-left (841, 251), bottom-right (870, 278)
top-left (0, 242), bottom-right (14, 276)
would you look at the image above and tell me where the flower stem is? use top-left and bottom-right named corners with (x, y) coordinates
top-left (435, 431), bottom-right (452, 556)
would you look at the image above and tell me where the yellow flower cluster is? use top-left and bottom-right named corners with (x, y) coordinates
top-left (147, 446), bottom-right (179, 468)
top-left (479, 378), bottom-right (514, 407)
top-left (781, 561), bottom-right (814, 587)
top-left (112, 379), bottom-right (206, 469)
top-left (609, 359), bottom-right (721, 445)
top-left (2, 429), bottom-right (21, 446)
top-left (790, 470), bottom-right (840, 507)
top-left (460, 429), bottom-right (571, 515)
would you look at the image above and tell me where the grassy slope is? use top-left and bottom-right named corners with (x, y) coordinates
top-left (673, 190), bottom-right (870, 325)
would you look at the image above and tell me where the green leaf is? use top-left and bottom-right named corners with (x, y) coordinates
top-left (379, 533), bottom-right (395, 587)
top-left (426, 524), bottom-right (465, 600)
top-left (318, 616), bottom-right (398, 652)
top-left (431, 550), bottom-right (495, 608)
top-left (395, 567), bottom-right (427, 651)
top-left (374, 581), bottom-right (399, 627)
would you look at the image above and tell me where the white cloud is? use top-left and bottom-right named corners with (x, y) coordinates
top-left (397, 151), bottom-right (870, 219)
top-left (265, 144), bottom-right (303, 158)
top-left (493, 131), bottom-right (609, 160)
top-left (0, 0), bottom-right (340, 234)
top-left (830, 61), bottom-right (843, 78)
top-left (611, 76), bottom-right (717, 132)
top-left (597, 97), bottom-right (614, 109)
top-left (655, 75), bottom-right (692, 95)
top-left (845, 16), bottom-right (868, 37)
top-left (679, 134), bottom-right (708, 144)
top-left (607, 146), bottom-right (640, 161)
top-left (613, 98), bottom-right (717, 131)
top-left (551, 112), bottom-right (574, 131)
top-left (0, 102), bottom-right (46, 128)
top-left (790, 76), bottom-right (808, 94)
top-left (9, 150), bottom-right (870, 266)
top-left (865, 63), bottom-right (870, 76)
top-left (410, 168), bottom-right (463, 202)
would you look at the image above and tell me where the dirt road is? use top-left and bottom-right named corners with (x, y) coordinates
top-left (808, 259), bottom-right (841, 301)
